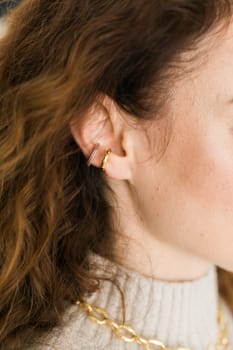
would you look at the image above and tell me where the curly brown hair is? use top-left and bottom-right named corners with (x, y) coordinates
top-left (1, 0), bottom-right (233, 349)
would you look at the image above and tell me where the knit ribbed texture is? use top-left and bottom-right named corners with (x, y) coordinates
top-left (86, 254), bottom-right (219, 349)
top-left (25, 253), bottom-right (233, 350)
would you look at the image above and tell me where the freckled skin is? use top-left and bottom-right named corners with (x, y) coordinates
top-left (109, 19), bottom-right (233, 280)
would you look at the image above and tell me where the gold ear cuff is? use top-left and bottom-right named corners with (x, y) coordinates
top-left (86, 144), bottom-right (111, 172)
top-left (100, 149), bottom-right (112, 172)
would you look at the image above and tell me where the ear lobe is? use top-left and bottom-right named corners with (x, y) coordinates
top-left (101, 150), bottom-right (132, 180)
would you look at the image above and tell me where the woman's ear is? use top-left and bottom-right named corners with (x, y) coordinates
top-left (69, 95), bottom-right (132, 180)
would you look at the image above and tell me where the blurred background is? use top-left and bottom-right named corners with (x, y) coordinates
top-left (0, 0), bottom-right (21, 36)
top-left (0, 0), bottom-right (21, 17)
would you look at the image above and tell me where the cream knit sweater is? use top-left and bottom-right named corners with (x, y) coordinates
top-left (24, 253), bottom-right (233, 350)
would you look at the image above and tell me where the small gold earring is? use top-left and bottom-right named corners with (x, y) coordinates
top-left (86, 143), bottom-right (100, 166)
top-left (101, 148), bottom-right (112, 172)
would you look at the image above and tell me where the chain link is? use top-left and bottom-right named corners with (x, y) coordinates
top-left (76, 298), bottom-right (231, 350)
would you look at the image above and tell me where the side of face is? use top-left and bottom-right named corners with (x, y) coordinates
top-left (130, 20), bottom-right (233, 272)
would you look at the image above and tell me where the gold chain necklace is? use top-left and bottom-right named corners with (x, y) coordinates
top-left (76, 298), bottom-right (231, 350)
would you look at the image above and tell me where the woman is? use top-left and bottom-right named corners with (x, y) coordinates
top-left (1, 1), bottom-right (233, 349)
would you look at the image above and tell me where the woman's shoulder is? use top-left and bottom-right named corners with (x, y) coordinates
top-left (23, 301), bottom-right (135, 350)
top-left (23, 304), bottom-right (104, 350)
top-left (24, 337), bottom-right (101, 350)
top-left (24, 296), bottom-right (233, 350)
